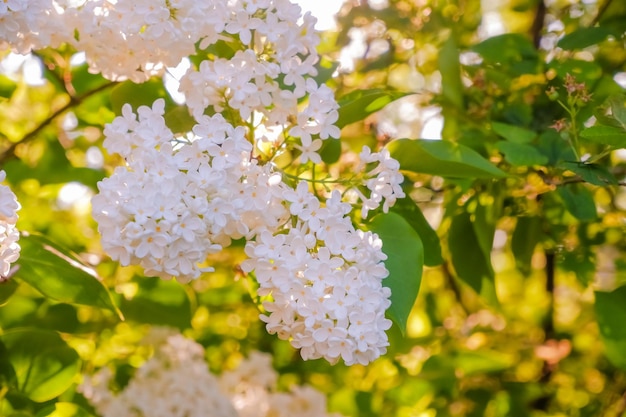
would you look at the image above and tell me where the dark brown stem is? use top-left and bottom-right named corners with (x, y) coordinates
top-left (531, 0), bottom-right (547, 49)
top-left (590, 0), bottom-right (615, 27)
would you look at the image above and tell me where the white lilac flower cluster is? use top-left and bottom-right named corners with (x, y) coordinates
top-left (91, 99), bottom-right (290, 283)
top-left (79, 330), bottom-right (240, 417)
top-left (5, 0), bottom-right (406, 364)
top-left (0, 170), bottom-right (20, 280)
top-left (242, 183), bottom-right (393, 366)
top-left (80, 329), bottom-right (342, 417)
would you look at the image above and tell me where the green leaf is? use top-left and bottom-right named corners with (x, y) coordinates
top-left (549, 60), bottom-right (603, 86)
top-left (0, 75), bottom-right (18, 99)
top-left (0, 279), bottom-right (19, 306)
top-left (496, 141), bottom-right (549, 166)
top-left (367, 212), bottom-right (424, 333)
top-left (511, 217), bottom-right (542, 275)
top-left (336, 89), bottom-right (409, 128)
top-left (438, 35), bottom-right (463, 109)
top-left (472, 34), bottom-right (538, 74)
top-left (120, 276), bottom-right (192, 330)
top-left (0, 329), bottom-right (80, 402)
top-left (556, 184), bottom-right (597, 222)
top-left (561, 161), bottom-right (618, 186)
top-left (319, 138), bottom-right (342, 164)
top-left (580, 125), bottom-right (626, 149)
top-left (164, 105), bottom-right (196, 134)
top-left (557, 27), bottom-right (615, 50)
top-left (387, 139), bottom-right (506, 179)
top-left (14, 234), bottom-right (122, 319)
top-left (491, 122), bottom-right (537, 144)
top-left (448, 213), bottom-right (497, 302)
top-left (538, 130), bottom-right (575, 166)
top-left (3, 140), bottom-right (105, 189)
top-left (391, 198), bottom-right (443, 266)
top-left (608, 94), bottom-right (626, 130)
top-left (110, 79), bottom-right (174, 115)
top-left (595, 286), bottom-right (626, 370)
top-left (36, 403), bottom-right (96, 417)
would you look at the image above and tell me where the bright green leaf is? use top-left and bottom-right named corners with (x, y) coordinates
top-left (557, 184), bottom-right (597, 222)
top-left (561, 161), bottom-right (618, 186)
top-left (580, 125), bottom-right (626, 149)
top-left (472, 34), bottom-right (538, 74)
top-left (14, 234), bottom-right (122, 319)
top-left (164, 105), bottom-right (196, 134)
top-left (491, 122), bottom-right (537, 144)
top-left (496, 141), bottom-right (549, 166)
top-left (319, 138), bottom-right (342, 164)
top-left (388, 139), bottom-right (506, 179)
top-left (0, 279), bottom-right (19, 306)
top-left (448, 213), bottom-right (497, 303)
top-left (367, 212), bottom-right (424, 333)
top-left (36, 403), bottom-right (96, 417)
top-left (120, 276), bottom-right (192, 330)
top-left (0, 329), bottom-right (80, 403)
top-left (336, 89), bottom-right (409, 128)
top-left (595, 286), bottom-right (626, 370)
top-left (557, 27), bottom-right (615, 50)
top-left (391, 198), bottom-right (443, 266)
top-left (438, 35), bottom-right (463, 109)
top-left (608, 94), bottom-right (626, 131)
top-left (0, 75), bottom-right (18, 99)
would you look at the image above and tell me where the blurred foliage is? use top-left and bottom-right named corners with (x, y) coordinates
top-left (1, 0), bottom-right (626, 416)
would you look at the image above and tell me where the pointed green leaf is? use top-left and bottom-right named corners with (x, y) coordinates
top-left (608, 94), bottom-right (626, 130)
top-left (595, 286), bottom-right (626, 370)
top-left (561, 161), bottom-right (618, 186)
top-left (120, 276), bottom-right (192, 330)
top-left (580, 125), bottom-right (626, 149)
top-left (388, 139), bottom-right (506, 179)
top-left (14, 234), bottom-right (122, 319)
top-left (1, 329), bottom-right (80, 402)
top-left (367, 212), bottom-right (424, 332)
top-left (438, 35), bottom-right (463, 109)
top-left (496, 141), bottom-right (549, 166)
top-left (556, 184), bottom-right (597, 221)
top-left (448, 213), bottom-right (497, 303)
top-left (0, 279), bottom-right (19, 306)
top-left (336, 89), bottom-right (409, 128)
top-left (391, 198), bottom-right (443, 266)
top-left (557, 27), bottom-right (615, 50)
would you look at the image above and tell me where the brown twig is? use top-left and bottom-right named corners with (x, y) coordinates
top-left (0, 81), bottom-right (116, 165)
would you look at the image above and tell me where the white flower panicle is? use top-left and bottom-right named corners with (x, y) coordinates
top-left (80, 330), bottom-right (342, 417)
top-left (242, 183), bottom-right (393, 366)
top-left (0, 171), bottom-right (21, 280)
top-left (92, 99), bottom-right (289, 283)
top-left (79, 331), bottom-right (240, 417)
